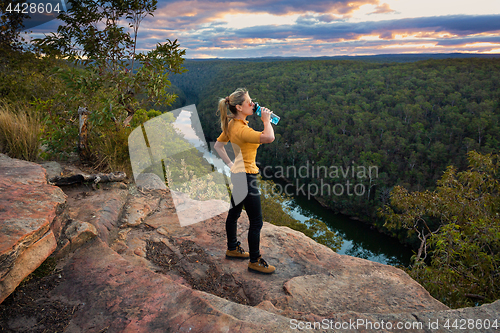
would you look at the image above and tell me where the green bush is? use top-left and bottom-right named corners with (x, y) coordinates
top-left (381, 151), bottom-right (500, 308)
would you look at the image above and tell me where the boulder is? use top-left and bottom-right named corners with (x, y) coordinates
top-left (37, 161), bottom-right (63, 181)
top-left (121, 193), bottom-right (161, 227)
top-left (135, 173), bottom-right (167, 191)
top-left (57, 220), bottom-right (98, 256)
top-left (51, 239), bottom-right (292, 332)
top-left (0, 154), bottom-right (66, 303)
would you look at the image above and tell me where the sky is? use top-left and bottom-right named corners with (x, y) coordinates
top-left (29, 0), bottom-right (500, 59)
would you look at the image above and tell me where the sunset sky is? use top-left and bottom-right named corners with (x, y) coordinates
top-left (30, 0), bottom-right (500, 58)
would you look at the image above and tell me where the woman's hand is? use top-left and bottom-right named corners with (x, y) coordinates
top-left (259, 107), bottom-right (275, 143)
top-left (214, 141), bottom-right (234, 166)
top-left (260, 107), bottom-right (272, 123)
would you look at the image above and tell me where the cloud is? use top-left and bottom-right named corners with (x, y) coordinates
top-left (172, 14), bottom-right (500, 57)
top-left (216, 14), bottom-right (500, 41)
top-left (435, 35), bottom-right (500, 46)
top-left (184, 37), bottom-right (500, 58)
top-left (296, 14), bottom-right (344, 25)
top-left (368, 3), bottom-right (395, 15)
top-left (26, 1), bottom-right (500, 58)
top-left (149, 0), bottom-right (380, 30)
top-left (247, 0), bottom-right (379, 16)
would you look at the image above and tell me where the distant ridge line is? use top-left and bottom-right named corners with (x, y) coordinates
top-left (186, 53), bottom-right (500, 63)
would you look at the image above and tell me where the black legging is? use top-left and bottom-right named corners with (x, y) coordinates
top-left (226, 173), bottom-right (263, 262)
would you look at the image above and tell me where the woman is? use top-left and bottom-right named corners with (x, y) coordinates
top-left (214, 88), bottom-right (276, 274)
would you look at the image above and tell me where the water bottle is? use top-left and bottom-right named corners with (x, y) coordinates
top-left (253, 103), bottom-right (280, 125)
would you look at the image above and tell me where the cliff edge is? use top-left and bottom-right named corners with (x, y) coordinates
top-left (1, 154), bottom-right (499, 332)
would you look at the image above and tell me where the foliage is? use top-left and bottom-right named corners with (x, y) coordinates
top-left (102, 107), bottom-right (181, 175)
top-left (0, 0), bottom-right (30, 51)
top-left (380, 151), bottom-right (500, 307)
top-left (167, 159), bottom-right (229, 201)
top-left (0, 49), bottom-right (66, 105)
top-left (92, 124), bottom-right (134, 173)
top-left (258, 177), bottom-right (343, 252)
top-left (0, 41), bottom-right (77, 161)
top-left (0, 101), bottom-right (42, 161)
top-left (33, 0), bottom-right (186, 168)
top-left (128, 110), bottom-right (229, 201)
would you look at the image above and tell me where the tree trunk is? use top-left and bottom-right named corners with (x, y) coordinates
top-left (78, 107), bottom-right (91, 162)
top-left (49, 171), bottom-right (126, 186)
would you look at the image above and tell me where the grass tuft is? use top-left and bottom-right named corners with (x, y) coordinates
top-left (0, 101), bottom-right (42, 161)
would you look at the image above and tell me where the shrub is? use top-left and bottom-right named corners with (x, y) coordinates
top-left (381, 151), bottom-right (500, 308)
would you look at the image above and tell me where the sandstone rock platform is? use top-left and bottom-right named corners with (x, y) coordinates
top-left (1, 154), bottom-right (499, 332)
top-left (0, 154), bottom-right (66, 304)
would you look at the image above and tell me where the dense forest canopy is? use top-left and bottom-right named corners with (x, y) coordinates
top-left (169, 57), bottom-right (500, 240)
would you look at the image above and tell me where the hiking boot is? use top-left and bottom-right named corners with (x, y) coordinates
top-left (226, 241), bottom-right (250, 259)
top-left (248, 256), bottom-right (275, 274)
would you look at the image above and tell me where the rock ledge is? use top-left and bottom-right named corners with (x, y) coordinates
top-left (1, 155), bottom-right (499, 332)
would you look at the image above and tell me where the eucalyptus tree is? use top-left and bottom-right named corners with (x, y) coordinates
top-left (380, 151), bottom-right (500, 307)
top-left (34, 0), bottom-right (186, 163)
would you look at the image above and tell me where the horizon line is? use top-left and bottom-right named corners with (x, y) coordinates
top-left (183, 52), bottom-right (500, 60)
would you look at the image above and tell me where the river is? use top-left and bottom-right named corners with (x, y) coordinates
top-left (268, 175), bottom-right (414, 267)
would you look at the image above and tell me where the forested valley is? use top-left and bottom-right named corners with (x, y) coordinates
top-left (169, 57), bottom-right (500, 242)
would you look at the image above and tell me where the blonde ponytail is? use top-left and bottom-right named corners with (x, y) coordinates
top-left (217, 88), bottom-right (248, 136)
top-left (218, 98), bottom-right (231, 135)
